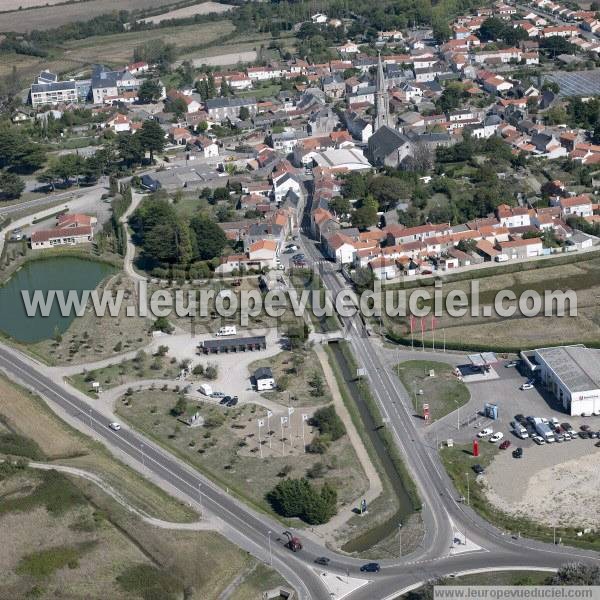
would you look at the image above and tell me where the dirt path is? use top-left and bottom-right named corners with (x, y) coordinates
top-left (29, 461), bottom-right (219, 531)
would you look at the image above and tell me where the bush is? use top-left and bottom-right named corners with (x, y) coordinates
top-left (152, 316), bottom-right (174, 334)
top-left (311, 405), bottom-right (345, 441)
top-left (266, 478), bottom-right (337, 525)
top-left (204, 412), bottom-right (225, 429)
top-left (306, 462), bottom-right (326, 479)
top-left (192, 364), bottom-right (204, 376)
top-left (305, 436), bottom-right (329, 454)
top-left (204, 363), bottom-right (218, 380)
top-left (155, 345), bottom-right (169, 356)
top-left (170, 396), bottom-right (187, 417)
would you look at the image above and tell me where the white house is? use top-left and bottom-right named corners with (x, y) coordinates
top-left (254, 367), bottom-right (276, 390)
top-left (273, 173), bottom-right (302, 203)
top-left (196, 135), bottom-right (219, 158)
top-left (369, 256), bottom-right (398, 279)
top-left (30, 226), bottom-right (93, 250)
top-left (558, 194), bottom-right (593, 217)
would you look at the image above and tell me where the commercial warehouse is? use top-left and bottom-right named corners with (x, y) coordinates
top-left (522, 345), bottom-right (600, 416)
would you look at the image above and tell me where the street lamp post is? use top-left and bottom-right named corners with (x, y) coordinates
top-left (465, 472), bottom-right (470, 506)
top-left (267, 530), bottom-right (272, 566)
top-left (398, 522), bottom-right (403, 557)
top-left (197, 483), bottom-right (203, 519)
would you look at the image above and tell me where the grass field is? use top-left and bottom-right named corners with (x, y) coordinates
top-left (385, 256), bottom-right (600, 351)
top-left (62, 20), bottom-right (235, 67)
top-left (0, 374), bottom-right (196, 522)
top-left (395, 361), bottom-right (470, 422)
top-left (0, 462), bottom-right (285, 599)
top-left (139, 1), bottom-right (233, 23)
top-left (0, 0), bottom-right (186, 32)
top-left (116, 389), bottom-right (369, 522)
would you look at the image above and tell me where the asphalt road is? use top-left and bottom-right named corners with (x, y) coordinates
top-left (0, 204), bottom-right (599, 597)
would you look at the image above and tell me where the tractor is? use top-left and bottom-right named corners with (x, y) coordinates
top-left (283, 531), bottom-right (302, 552)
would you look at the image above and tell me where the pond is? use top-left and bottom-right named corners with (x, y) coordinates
top-left (0, 257), bottom-right (117, 343)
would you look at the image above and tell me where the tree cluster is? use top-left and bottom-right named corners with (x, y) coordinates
top-left (310, 406), bottom-right (346, 441)
top-left (266, 478), bottom-right (337, 525)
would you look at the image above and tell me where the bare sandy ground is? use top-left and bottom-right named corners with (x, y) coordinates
top-left (140, 1), bottom-right (233, 23)
top-left (483, 441), bottom-right (600, 530)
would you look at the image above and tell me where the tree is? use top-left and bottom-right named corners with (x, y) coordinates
top-left (169, 97), bottom-right (188, 118)
top-left (329, 196), bottom-right (351, 217)
top-left (138, 79), bottom-right (162, 103)
top-left (550, 563), bottom-right (600, 585)
top-left (266, 478), bottom-right (337, 524)
top-left (351, 194), bottom-right (378, 229)
top-left (0, 171), bottom-right (25, 200)
top-left (139, 119), bottom-right (165, 161)
top-left (479, 17), bottom-right (507, 42)
top-left (189, 214), bottom-right (228, 260)
top-left (311, 406), bottom-right (346, 441)
top-left (309, 372), bottom-right (325, 397)
top-left (171, 396), bottom-right (187, 417)
top-left (238, 106), bottom-right (250, 120)
top-left (118, 132), bottom-right (144, 167)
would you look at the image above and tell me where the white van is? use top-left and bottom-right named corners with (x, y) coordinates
top-left (215, 326), bottom-right (237, 337)
top-left (494, 254), bottom-right (509, 263)
top-left (199, 383), bottom-right (213, 396)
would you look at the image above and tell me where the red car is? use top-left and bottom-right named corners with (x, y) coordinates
top-left (499, 440), bottom-right (511, 450)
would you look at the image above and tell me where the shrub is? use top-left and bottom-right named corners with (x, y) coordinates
top-left (305, 436), bottom-right (329, 454)
top-left (204, 363), bottom-right (218, 380)
top-left (266, 478), bottom-right (337, 524)
top-left (311, 406), bottom-right (345, 441)
top-left (192, 364), bottom-right (204, 376)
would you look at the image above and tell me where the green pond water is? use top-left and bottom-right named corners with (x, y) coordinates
top-left (0, 257), bottom-right (117, 343)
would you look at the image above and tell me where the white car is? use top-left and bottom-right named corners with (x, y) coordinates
top-left (477, 428), bottom-right (493, 438)
top-left (532, 435), bottom-right (545, 445)
top-left (520, 383), bottom-right (534, 390)
top-left (108, 422), bottom-right (121, 431)
top-left (490, 432), bottom-right (504, 443)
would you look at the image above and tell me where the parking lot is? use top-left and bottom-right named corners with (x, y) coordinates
top-left (433, 358), bottom-right (599, 450)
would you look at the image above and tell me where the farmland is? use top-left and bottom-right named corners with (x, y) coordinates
top-left (61, 20), bottom-right (235, 67)
top-left (0, 0), bottom-right (188, 32)
top-left (139, 1), bottom-right (234, 24)
top-left (385, 256), bottom-right (600, 351)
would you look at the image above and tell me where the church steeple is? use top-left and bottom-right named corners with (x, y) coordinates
top-left (374, 52), bottom-right (390, 131)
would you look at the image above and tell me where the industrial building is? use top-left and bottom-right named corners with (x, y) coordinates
top-left (521, 345), bottom-right (600, 416)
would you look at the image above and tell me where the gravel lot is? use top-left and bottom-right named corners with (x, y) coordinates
top-left (483, 438), bottom-right (600, 529)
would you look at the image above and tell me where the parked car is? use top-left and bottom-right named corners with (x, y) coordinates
top-left (532, 435), bottom-right (545, 445)
top-left (477, 428), bottom-right (493, 438)
top-left (580, 424), bottom-right (591, 432)
top-left (520, 383), bottom-right (534, 390)
top-left (561, 422), bottom-right (574, 434)
top-left (512, 447), bottom-right (523, 459)
top-left (505, 361), bottom-right (518, 368)
top-left (555, 434), bottom-right (564, 443)
top-left (314, 557), bottom-right (330, 566)
top-left (227, 397), bottom-right (238, 407)
top-left (472, 464), bottom-right (485, 475)
top-left (563, 432), bottom-right (571, 440)
top-left (360, 563), bottom-right (380, 573)
top-left (499, 440), bottom-right (511, 450)
top-left (220, 396), bottom-right (231, 405)
top-left (490, 432), bottom-right (504, 443)
top-left (108, 422), bottom-right (121, 431)
top-left (515, 414), bottom-right (526, 424)
top-left (211, 391), bottom-right (225, 398)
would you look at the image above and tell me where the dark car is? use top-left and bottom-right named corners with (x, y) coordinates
top-left (472, 464), bottom-right (485, 475)
top-left (579, 431), bottom-right (590, 439)
top-left (499, 440), bottom-right (511, 450)
top-left (315, 557), bottom-right (330, 566)
top-left (512, 447), bottom-right (523, 459)
top-left (581, 424), bottom-right (591, 432)
top-left (515, 414), bottom-right (526, 424)
top-left (360, 563), bottom-right (381, 573)
top-left (561, 422), bottom-right (572, 432)
top-left (220, 396), bottom-right (231, 405)
top-left (526, 416), bottom-right (536, 424)
top-left (227, 397), bottom-right (238, 407)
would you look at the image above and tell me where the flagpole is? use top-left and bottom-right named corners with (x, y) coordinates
top-left (267, 410), bottom-right (272, 448)
top-left (258, 421), bottom-right (263, 459)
